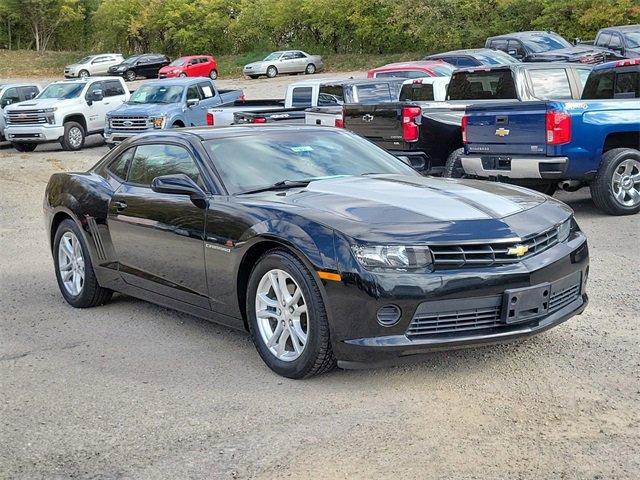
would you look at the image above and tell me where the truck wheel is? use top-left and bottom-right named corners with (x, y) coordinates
top-left (266, 66), bottom-right (278, 78)
top-left (305, 63), bottom-right (316, 75)
top-left (125, 70), bottom-right (136, 82)
top-left (590, 148), bottom-right (640, 215)
top-left (209, 69), bottom-right (218, 80)
top-left (61, 122), bottom-right (85, 151)
top-left (12, 142), bottom-right (37, 152)
top-left (443, 148), bottom-right (466, 178)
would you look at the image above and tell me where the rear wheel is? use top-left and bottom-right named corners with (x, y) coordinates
top-left (209, 69), bottom-right (218, 80)
top-left (125, 70), bottom-right (136, 82)
top-left (246, 249), bottom-right (336, 378)
top-left (61, 121), bottom-right (85, 151)
top-left (266, 66), bottom-right (278, 78)
top-left (12, 142), bottom-right (37, 152)
top-left (53, 219), bottom-right (112, 308)
top-left (443, 148), bottom-right (466, 178)
top-left (305, 63), bottom-right (316, 75)
top-left (590, 148), bottom-right (640, 215)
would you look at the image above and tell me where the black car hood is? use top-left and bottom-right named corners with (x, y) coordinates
top-left (240, 175), bottom-right (571, 243)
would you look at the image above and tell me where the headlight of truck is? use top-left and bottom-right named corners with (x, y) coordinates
top-left (557, 217), bottom-right (572, 243)
top-left (150, 116), bottom-right (166, 129)
top-left (351, 245), bottom-right (433, 271)
top-left (44, 107), bottom-right (57, 124)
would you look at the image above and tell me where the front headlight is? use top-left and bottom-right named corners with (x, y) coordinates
top-left (557, 217), bottom-right (572, 243)
top-left (44, 107), bottom-right (57, 124)
top-left (150, 116), bottom-right (166, 129)
top-left (351, 245), bottom-right (433, 271)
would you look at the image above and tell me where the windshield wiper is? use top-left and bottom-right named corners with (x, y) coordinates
top-left (238, 179), bottom-right (314, 195)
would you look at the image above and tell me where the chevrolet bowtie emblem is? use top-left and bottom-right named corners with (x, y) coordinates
top-left (507, 244), bottom-right (529, 257)
top-left (495, 127), bottom-right (510, 137)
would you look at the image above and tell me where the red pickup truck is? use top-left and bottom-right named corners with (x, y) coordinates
top-left (158, 55), bottom-right (218, 80)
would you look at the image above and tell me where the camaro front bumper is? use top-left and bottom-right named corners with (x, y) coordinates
top-left (323, 231), bottom-right (589, 368)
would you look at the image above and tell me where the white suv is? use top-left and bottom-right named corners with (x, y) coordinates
top-left (64, 54), bottom-right (124, 79)
top-left (3, 77), bottom-right (129, 151)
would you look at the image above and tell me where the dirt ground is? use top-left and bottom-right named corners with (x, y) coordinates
top-left (1, 73), bottom-right (639, 479)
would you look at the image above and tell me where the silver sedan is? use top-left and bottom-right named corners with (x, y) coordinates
top-left (243, 51), bottom-right (325, 79)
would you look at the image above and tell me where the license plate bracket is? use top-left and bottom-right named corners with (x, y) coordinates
top-left (502, 283), bottom-right (551, 324)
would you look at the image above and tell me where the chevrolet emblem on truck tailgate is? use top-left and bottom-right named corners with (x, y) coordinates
top-left (507, 244), bottom-right (529, 257)
top-left (495, 127), bottom-right (510, 137)
top-left (362, 114), bottom-right (374, 123)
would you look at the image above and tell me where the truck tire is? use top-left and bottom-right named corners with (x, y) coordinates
top-left (209, 69), bottom-right (218, 80)
top-left (305, 63), bottom-right (316, 75)
top-left (12, 142), bottom-right (37, 152)
top-left (443, 148), bottom-right (466, 178)
top-left (61, 121), bottom-right (85, 151)
top-left (590, 148), bottom-right (640, 215)
top-left (125, 70), bottom-right (136, 82)
top-left (266, 66), bottom-right (278, 78)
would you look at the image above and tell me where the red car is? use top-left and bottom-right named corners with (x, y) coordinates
top-left (367, 60), bottom-right (454, 79)
top-left (158, 55), bottom-right (218, 80)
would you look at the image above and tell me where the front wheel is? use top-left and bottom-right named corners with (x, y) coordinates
top-left (61, 121), bottom-right (85, 151)
top-left (179, 72), bottom-right (187, 78)
top-left (305, 63), bottom-right (316, 75)
top-left (590, 148), bottom-right (640, 215)
top-left (12, 142), bottom-right (37, 152)
top-left (209, 69), bottom-right (218, 80)
top-left (78, 69), bottom-right (90, 79)
top-left (53, 219), bottom-right (113, 308)
top-left (443, 148), bottom-right (466, 178)
top-left (125, 70), bottom-right (136, 82)
top-left (266, 66), bottom-right (278, 78)
top-left (247, 249), bottom-right (336, 378)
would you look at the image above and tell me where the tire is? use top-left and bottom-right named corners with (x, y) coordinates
top-left (61, 121), bottom-right (85, 151)
top-left (249, 75), bottom-right (259, 80)
top-left (590, 148), bottom-right (640, 215)
top-left (53, 219), bottom-right (113, 308)
top-left (78, 69), bottom-right (90, 79)
top-left (170, 122), bottom-right (183, 128)
top-left (209, 69), bottom-right (218, 80)
top-left (246, 248), bottom-right (336, 379)
top-left (442, 148), bottom-right (466, 178)
top-left (305, 63), bottom-right (316, 75)
top-left (266, 66), bottom-right (278, 78)
top-left (179, 72), bottom-right (187, 78)
top-left (12, 142), bottom-right (37, 152)
top-left (125, 70), bottom-right (136, 82)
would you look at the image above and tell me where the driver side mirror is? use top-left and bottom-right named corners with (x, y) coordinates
top-left (151, 174), bottom-right (206, 201)
top-left (186, 98), bottom-right (200, 107)
top-left (86, 89), bottom-right (103, 106)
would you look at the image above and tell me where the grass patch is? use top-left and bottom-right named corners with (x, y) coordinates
top-left (0, 49), bottom-right (424, 79)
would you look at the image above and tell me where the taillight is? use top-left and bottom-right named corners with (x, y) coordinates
top-left (616, 58), bottom-right (640, 67)
top-left (461, 115), bottom-right (468, 144)
top-left (545, 111), bottom-right (571, 145)
top-left (401, 106), bottom-right (421, 142)
top-left (252, 117), bottom-right (267, 124)
top-left (239, 93), bottom-right (246, 101)
top-left (206, 112), bottom-right (214, 126)
top-left (334, 117), bottom-right (344, 128)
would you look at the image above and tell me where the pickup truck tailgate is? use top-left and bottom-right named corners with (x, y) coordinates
top-left (465, 101), bottom-right (548, 155)
top-left (343, 103), bottom-right (402, 146)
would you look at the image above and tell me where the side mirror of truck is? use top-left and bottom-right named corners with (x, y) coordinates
top-left (87, 89), bottom-right (103, 105)
top-left (186, 98), bottom-right (200, 108)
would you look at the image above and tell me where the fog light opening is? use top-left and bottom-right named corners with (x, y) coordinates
top-left (377, 305), bottom-right (402, 327)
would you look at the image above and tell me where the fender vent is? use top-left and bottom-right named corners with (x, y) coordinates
top-left (86, 216), bottom-right (106, 261)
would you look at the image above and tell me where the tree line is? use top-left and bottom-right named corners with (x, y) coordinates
top-left (1, 0), bottom-right (639, 56)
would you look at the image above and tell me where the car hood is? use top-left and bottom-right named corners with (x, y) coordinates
top-left (240, 175), bottom-right (571, 243)
top-left (65, 63), bottom-right (83, 69)
top-left (108, 103), bottom-right (176, 117)
top-left (5, 98), bottom-right (78, 111)
top-left (159, 65), bottom-right (179, 73)
top-left (531, 45), bottom-right (609, 60)
top-left (244, 62), bottom-right (263, 69)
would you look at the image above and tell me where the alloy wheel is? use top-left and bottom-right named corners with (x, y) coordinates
top-left (611, 159), bottom-right (640, 207)
top-left (68, 127), bottom-right (83, 149)
top-left (255, 269), bottom-right (309, 362)
top-left (58, 231), bottom-right (85, 296)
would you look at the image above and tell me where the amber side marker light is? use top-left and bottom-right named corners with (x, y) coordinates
top-left (317, 271), bottom-right (342, 282)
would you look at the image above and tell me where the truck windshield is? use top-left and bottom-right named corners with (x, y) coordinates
top-left (625, 31), bottom-right (640, 48)
top-left (204, 130), bottom-right (417, 194)
top-left (39, 83), bottom-right (85, 99)
top-left (522, 33), bottom-right (571, 53)
top-left (129, 85), bottom-right (184, 104)
top-left (447, 70), bottom-right (517, 100)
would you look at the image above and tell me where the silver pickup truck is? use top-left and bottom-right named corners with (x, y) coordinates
top-left (0, 83), bottom-right (41, 141)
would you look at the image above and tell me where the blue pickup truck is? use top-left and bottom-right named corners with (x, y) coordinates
top-left (458, 59), bottom-right (640, 215)
top-left (104, 77), bottom-right (243, 146)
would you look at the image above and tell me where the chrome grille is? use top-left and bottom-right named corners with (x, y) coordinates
top-left (109, 116), bottom-right (149, 131)
top-left (6, 110), bottom-right (47, 125)
top-left (430, 226), bottom-right (559, 269)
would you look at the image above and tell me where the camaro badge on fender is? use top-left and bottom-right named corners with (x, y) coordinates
top-left (507, 244), bottom-right (529, 257)
top-left (495, 127), bottom-right (510, 137)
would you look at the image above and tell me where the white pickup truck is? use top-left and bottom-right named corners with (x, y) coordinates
top-left (3, 77), bottom-right (129, 151)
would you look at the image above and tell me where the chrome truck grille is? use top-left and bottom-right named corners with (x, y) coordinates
top-left (109, 116), bottom-right (149, 131)
top-left (5, 110), bottom-right (47, 125)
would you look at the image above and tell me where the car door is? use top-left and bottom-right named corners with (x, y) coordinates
top-left (90, 55), bottom-right (109, 75)
top-left (184, 58), bottom-right (198, 76)
top-left (107, 142), bottom-right (210, 308)
top-left (291, 51), bottom-right (308, 72)
top-left (102, 79), bottom-right (128, 110)
top-left (196, 58), bottom-right (209, 76)
top-left (279, 52), bottom-right (297, 73)
top-left (197, 81), bottom-right (217, 114)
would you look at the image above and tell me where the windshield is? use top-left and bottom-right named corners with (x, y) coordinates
top-left (204, 130), bottom-right (417, 194)
top-left (264, 52), bottom-right (282, 61)
top-left (170, 58), bottom-right (187, 66)
top-left (473, 50), bottom-right (520, 65)
top-left (38, 83), bottom-right (84, 99)
top-left (522, 33), bottom-right (571, 53)
top-left (76, 56), bottom-right (93, 64)
top-left (129, 85), bottom-right (184, 104)
top-left (122, 56), bottom-right (140, 65)
top-left (447, 70), bottom-right (517, 100)
top-left (625, 31), bottom-right (640, 48)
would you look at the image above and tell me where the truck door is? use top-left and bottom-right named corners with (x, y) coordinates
top-left (184, 84), bottom-right (205, 126)
top-left (85, 81), bottom-right (111, 132)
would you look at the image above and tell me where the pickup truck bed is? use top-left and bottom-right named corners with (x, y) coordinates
top-left (233, 108), bottom-right (306, 125)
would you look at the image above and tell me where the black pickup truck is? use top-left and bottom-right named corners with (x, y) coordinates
top-left (343, 63), bottom-right (591, 174)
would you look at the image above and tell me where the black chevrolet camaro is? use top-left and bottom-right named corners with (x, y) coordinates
top-left (44, 126), bottom-right (589, 378)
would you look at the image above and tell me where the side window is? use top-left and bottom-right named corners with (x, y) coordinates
top-left (456, 57), bottom-right (478, 67)
top-left (399, 82), bottom-right (435, 101)
top-left (127, 144), bottom-right (202, 187)
top-left (317, 85), bottom-right (345, 105)
top-left (186, 85), bottom-right (201, 101)
top-left (609, 35), bottom-right (623, 49)
top-left (614, 72), bottom-right (639, 98)
top-left (107, 147), bottom-right (135, 180)
top-left (490, 39), bottom-right (509, 52)
top-left (507, 40), bottom-right (525, 57)
top-left (293, 52), bottom-right (306, 59)
top-left (198, 82), bottom-right (214, 98)
top-left (86, 82), bottom-right (102, 100)
top-left (139, 56), bottom-right (151, 65)
top-left (576, 68), bottom-right (591, 90)
top-left (529, 69), bottom-right (572, 99)
top-left (18, 86), bottom-right (39, 101)
top-left (353, 83), bottom-right (393, 103)
top-left (1, 87), bottom-right (20, 108)
top-left (291, 87), bottom-right (312, 107)
top-left (596, 33), bottom-right (611, 47)
top-left (92, 56), bottom-right (107, 64)
top-left (582, 70), bottom-right (616, 99)
top-left (103, 80), bottom-right (125, 97)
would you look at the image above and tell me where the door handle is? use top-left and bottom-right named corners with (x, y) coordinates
top-left (113, 201), bottom-right (128, 211)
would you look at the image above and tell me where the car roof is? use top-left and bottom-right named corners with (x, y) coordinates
top-left (50, 76), bottom-right (124, 85)
top-left (454, 62), bottom-right (590, 73)
top-left (601, 24), bottom-right (639, 32)
top-left (133, 125), bottom-right (338, 142)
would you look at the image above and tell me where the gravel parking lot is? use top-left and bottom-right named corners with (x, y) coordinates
top-left (1, 73), bottom-right (639, 479)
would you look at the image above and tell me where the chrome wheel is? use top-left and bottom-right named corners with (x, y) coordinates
top-left (612, 159), bottom-right (640, 207)
top-left (255, 269), bottom-right (308, 362)
top-left (266, 66), bottom-right (277, 78)
top-left (79, 70), bottom-right (89, 79)
top-left (68, 127), bottom-right (83, 149)
top-left (305, 63), bottom-right (315, 74)
top-left (58, 231), bottom-right (85, 296)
